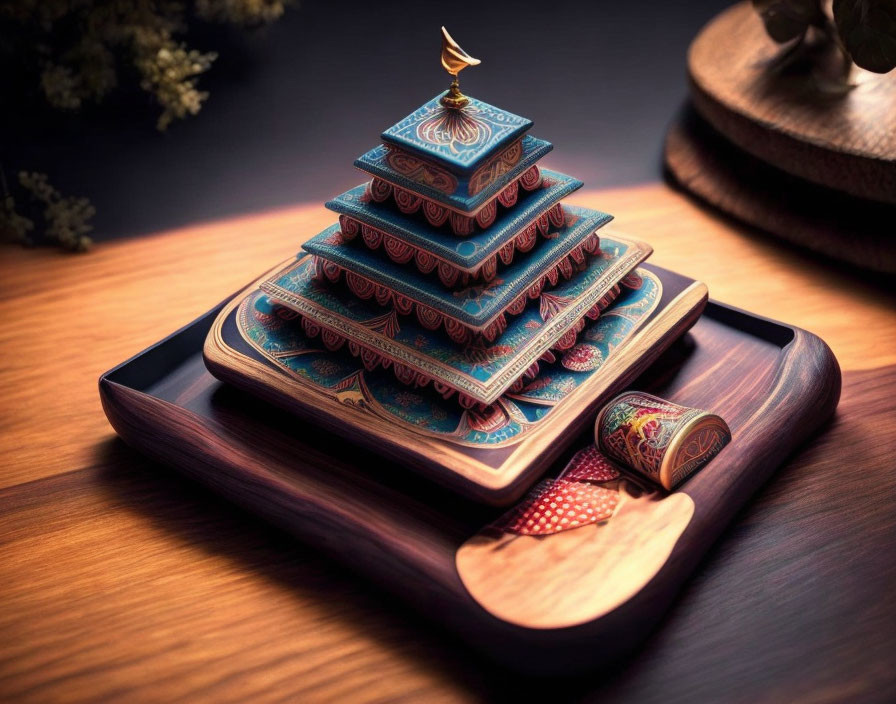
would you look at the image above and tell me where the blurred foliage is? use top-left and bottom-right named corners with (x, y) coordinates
top-left (1, 0), bottom-right (290, 130)
top-left (752, 0), bottom-right (896, 74)
top-left (833, 0), bottom-right (896, 74)
top-left (1, 171), bottom-right (95, 251)
top-left (0, 1), bottom-right (291, 251)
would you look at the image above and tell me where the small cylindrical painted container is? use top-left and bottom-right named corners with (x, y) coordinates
top-left (594, 391), bottom-right (731, 490)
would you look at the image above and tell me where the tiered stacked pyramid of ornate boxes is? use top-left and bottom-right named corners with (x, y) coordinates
top-left (259, 93), bottom-right (651, 410)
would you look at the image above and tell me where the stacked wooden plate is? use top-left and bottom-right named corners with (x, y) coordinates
top-left (665, 1), bottom-right (896, 274)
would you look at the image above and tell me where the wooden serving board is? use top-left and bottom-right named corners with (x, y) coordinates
top-left (99, 264), bottom-right (840, 674)
top-left (664, 106), bottom-right (896, 275)
top-left (689, 2), bottom-right (896, 205)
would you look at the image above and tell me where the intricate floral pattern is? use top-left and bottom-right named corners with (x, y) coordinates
top-left (384, 146), bottom-right (458, 195)
top-left (354, 136), bottom-right (552, 212)
top-left (261, 236), bottom-right (651, 406)
top-left (303, 209), bottom-right (606, 334)
top-left (382, 94), bottom-right (531, 172)
top-left (325, 170), bottom-right (591, 280)
top-left (595, 392), bottom-right (730, 488)
top-left (233, 270), bottom-right (661, 448)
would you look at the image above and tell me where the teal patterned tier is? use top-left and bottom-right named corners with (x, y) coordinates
top-left (325, 169), bottom-right (591, 282)
top-left (355, 135), bottom-right (552, 214)
top-left (380, 94), bottom-right (532, 175)
top-left (234, 269), bottom-right (661, 448)
top-left (259, 237), bottom-right (652, 406)
top-left (302, 205), bottom-right (613, 339)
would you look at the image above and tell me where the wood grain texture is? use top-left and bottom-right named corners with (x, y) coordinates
top-left (688, 2), bottom-right (896, 204)
top-left (664, 106), bottom-right (896, 274)
top-left (100, 286), bottom-right (841, 672)
top-left (1, 183), bottom-right (895, 700)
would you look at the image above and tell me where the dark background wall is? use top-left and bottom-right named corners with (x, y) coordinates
top-left (1, 0), bottom-right (732, 241)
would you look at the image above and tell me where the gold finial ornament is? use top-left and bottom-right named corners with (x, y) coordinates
top-left (439, 26), bottom-right (480, 109)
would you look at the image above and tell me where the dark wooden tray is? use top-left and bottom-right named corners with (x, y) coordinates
top-left (99, 264), bottom-right (840, 674)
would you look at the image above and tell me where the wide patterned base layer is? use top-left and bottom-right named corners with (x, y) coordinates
top-left (260, 237), bottom-right (651, 406)
top-left (293, 282), bottom-right (623, 410)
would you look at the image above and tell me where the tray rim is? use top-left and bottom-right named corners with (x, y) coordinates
top-left (98, 285), bottom-right (841, 673)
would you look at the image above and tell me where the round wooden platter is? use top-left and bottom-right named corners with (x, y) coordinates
top-left (664, 106), bottom-right (896, 275)
top-left (688, 1), bottom-right (896, 205)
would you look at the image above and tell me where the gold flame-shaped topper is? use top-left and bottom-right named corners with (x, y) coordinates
top-left (440, 26), bottom-right (480, 109)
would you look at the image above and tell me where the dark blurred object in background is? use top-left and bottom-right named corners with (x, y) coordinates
top-left (0, 0), bottom-right (730, 241)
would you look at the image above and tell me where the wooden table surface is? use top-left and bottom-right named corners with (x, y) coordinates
top-left (2, 183), bottom-right (894, 703)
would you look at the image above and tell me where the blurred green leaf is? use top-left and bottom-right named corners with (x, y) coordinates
top-left (753, 0), bottom-right (825, 43)
top-left (833, 0), bottom-right (896, 72)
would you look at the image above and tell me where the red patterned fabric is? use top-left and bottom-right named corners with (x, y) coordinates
top-left (374, 284), bottom-right (391, 307)
top-left (498, 240), bottom-right (516, 266)
top-left (301, 317), bottom-right (320, 337)
top-left (444, 318), bottom-right (472, 344)
top-left (548, 203), bottom-right (565, 227)
top-left (516, 223), bottom-right (538, 253)
top-left (361, 224), bottom-right (383, 249)
top-left (383, 235), bottom-right (415, 264)
top-left (480, 256), bottom-right (497, 282)
top-left (560, 445), bottom-right (622, 483)
top-left (415, 250), bottom-right (438, 274)
top-left (415, 304), bottom-right (443, 330)
top-left (285, 275), bottom-right (625, 413)
top-left (320, 329), bottom-right (345, 351)
top-left (394, 187), bottom-right (422, 214)
top-left (392, 294), bottom-right (414, 316)
top-left (360, 348), bottom-right (380, 371)
top-left (437, 261), bottom-right (460, 287)
top-left (506, 295), bottom-right (527, 315)
top-left (491, 478), bottom-right (619, 536)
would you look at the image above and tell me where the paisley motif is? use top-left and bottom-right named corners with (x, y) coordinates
top-left (339, 215), bottom-right (360, 239)
top-left (367, 178), bottom-right (392, 202)
top-left (561, 343), bottom-right (604, 372)
top-left (422, 200), bottom-right (449, 227)
top-left (518, 164), bottom-right (541, 191)
top-left (385, 147), bottom-right (458, 195)
top-left (474, 200), bottom-right (497, 228)
top-left (497, 181), bottom-right (519, 208)
top-left (393, 187), bottom-right (423, 214)
top-left (415, 250), bottom-right (438, 274)
top-left (416, 108), bottom-right (493, 155)
top-left (468, 139), bottom-right (523, 196)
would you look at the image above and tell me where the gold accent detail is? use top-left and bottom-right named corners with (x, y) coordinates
top-left (660, 414), bottom-right (731, 489)
top-left (440, 26), bottom-right (480, 109)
